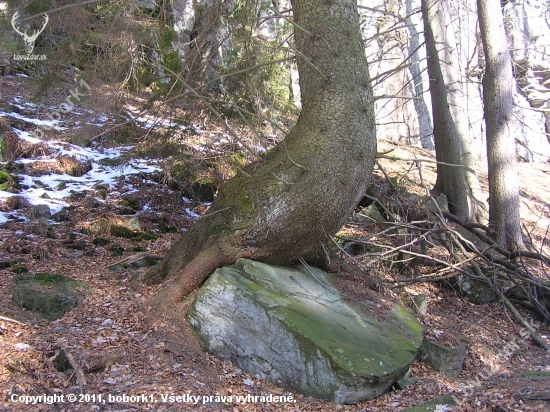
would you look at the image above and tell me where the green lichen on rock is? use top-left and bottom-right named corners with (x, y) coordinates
top-left (188, 259), bottom-right (424, 404)
top-left (84, 219), bottom-right (109, 236)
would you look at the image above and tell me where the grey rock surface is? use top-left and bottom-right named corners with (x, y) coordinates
top-left (188, 258), bottom-right (424, 404)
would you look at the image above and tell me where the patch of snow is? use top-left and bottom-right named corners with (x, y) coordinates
top-left (185, 208), bottom-right (200, 218)
top-left (12, 128), bottom-right (42, 144)
top-left (2, 123), bottom-right (161, 215)
top-left (14, 343), bottom-right (31, 351)
top-left (0, 110), bottom-right (62, 129)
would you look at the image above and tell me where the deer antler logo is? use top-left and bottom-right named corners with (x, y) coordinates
top-left (11, 11), bottom-right (49, 54)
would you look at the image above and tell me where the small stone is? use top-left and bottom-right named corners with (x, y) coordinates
top-left (14, 343), bottom-right (31, 351)
top-left (428, 193), bottom-right (449, 213)
top-left (418, 337), bottom-right (468, 377)
top-left (399, 395), bottom-right (456, 411)
top-left (407, 294), bottom-right (428, 316)
top-left (107, 264), bottom-right (126, 273)
top-left (66, 251), bottom-right (83, 258)
top-left (357, 204), bottom-right (386, 222)
top-left (52, 208), bottom-right (72, 222)
top-left (33, 204), bottom-right (51, 219)
top-left (394, 377), bottom-right (417, 390)
top-left (93, 237), bottom-right (110, 246)
top-left (127, 217), bottom-right (141, 232)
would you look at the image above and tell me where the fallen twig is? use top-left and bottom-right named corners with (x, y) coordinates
top-left (0, 315), bottom-right (25, 325)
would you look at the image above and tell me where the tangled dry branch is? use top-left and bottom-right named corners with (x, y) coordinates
top-left (339, 170), bottom-right (550, 350)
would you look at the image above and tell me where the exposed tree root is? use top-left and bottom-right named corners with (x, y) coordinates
top-left (149, 239), bottom-right (252, 309)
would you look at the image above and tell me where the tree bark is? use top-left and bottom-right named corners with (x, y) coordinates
top-left (477, 0), bottom-right (524, 250)
top-left (422, 0), bottom-right (487, 222)
top-left (149, 0), bottom-right (376, 308)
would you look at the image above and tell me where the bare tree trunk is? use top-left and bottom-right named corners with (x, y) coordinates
top-left (422, 0), bottom-right (487, 222)
top-left (405, 0), bottom-right (434, 150)
top-left (171, 0), bottom-right (228, 83)
top-left (149, 0), bottom-right (376, 309)
top-left (477, 0), bottom-right (524, 250)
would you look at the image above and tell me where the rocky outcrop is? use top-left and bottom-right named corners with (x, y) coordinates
top-left (188, 258), bottom-right (424, 404)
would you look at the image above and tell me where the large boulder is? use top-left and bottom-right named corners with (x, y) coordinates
top-left (188, 259), bottom-right (424, 404)
top-left (12, 273), bottom-right (90, 320)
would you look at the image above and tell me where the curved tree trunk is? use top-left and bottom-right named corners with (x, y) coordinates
top-left (477, 0), bottom-right (524, 250)
top-left (150, 0), bottom-right (377, 308)
top-left (422, 0), bottom-right (487, 222)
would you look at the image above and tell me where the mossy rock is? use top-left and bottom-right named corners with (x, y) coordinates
top-left (12, 273), bottom-right (90, 320)
top-left (108, 257), bottom-right (157, 273)
top-left (356, 204), bottom-right (386, 223)
top-left (158, 216), bottom-right (177, 233)
top-left (84, 219), bottom-right (109, 236)
top-left (189, 259), bottom-right (424, 404)
top-left (92, 237), bottom-right (110, 246)
top-left (143, 260), bottom-right (170, 285)
top-left (127, 217), bottom-right (141, 232)
top-left (62, 239), bottom-right (87, 250)
top-left (93, 183), bottom-right (108, 199)
top-left (0, 169), bottom-right (10, 184)
top-left (110, 224), bottom-right (138, 239)
top-left (0, 260), bottom-right (15, 269)
top-left (418, 338), bottom-right (467, 378)
top-left (98, 157), bottom-right (125, 167)
top-left (448, 275), bottom-right (513, 305)
top-left (119, 196), bottom-right (141, 211)
top-left (110, 244), bottom-right (125, 256)
top-left (0, 168), bottom-right (22, 192)
top-left (12, 264), bottom-right (28, 274)
top-left (131, 232), bottom-right (158, 242)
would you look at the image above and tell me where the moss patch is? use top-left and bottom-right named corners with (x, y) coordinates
top-left (110, 224), bottom-right (138, 239)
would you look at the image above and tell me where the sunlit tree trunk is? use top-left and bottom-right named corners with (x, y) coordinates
top-left (422, 0), bottom-right (487, 222)
top-left (405, 0), bottom-right (434, 150)
top-left (477, 0), bottom-right (524, 250)
top-left (149, 0), bottom-right (376, 309)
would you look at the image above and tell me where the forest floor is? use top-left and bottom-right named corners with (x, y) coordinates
top-left (0, 72), bottom-right (549, 412)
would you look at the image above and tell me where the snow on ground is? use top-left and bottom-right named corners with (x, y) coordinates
top-left (0, 97), bottom-right (164, 221)
top-left (1, 92), bottom-right (263, 225)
